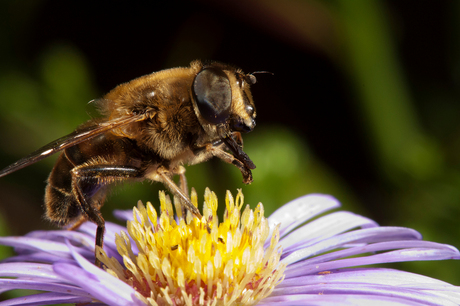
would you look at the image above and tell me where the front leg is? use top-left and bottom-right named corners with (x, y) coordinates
top-left (222, 135), bottom-right (256, 171)
top-left (213, 144), bottom-right (253, 184)
top-left (193, 139), bottom-right (256, 184)
top-left (231, 131), bottom-right (244, 148)
top-left (155, 166), bottom-right (211, 233)
top-left (156, 166), bottom-right (202, 220)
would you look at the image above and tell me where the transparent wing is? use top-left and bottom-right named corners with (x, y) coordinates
top-left (0, 113), bottom-right (147, 177)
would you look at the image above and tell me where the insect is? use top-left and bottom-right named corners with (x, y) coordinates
top-left (0, 60), bottom-right (258, 266)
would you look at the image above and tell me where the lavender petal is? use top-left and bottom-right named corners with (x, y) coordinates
top-left (267, 194), bottom-right (341, 239)
top-left (25, 230), bottom-right (94, 247)
top-left (2, 251), bottom-right (84, 264)
top-left (277, 268), bottom-right (460, 304)
top-left (279, 211), bottom-right (377, 252)
top-left (260, 293), bottom-right (439, 306)
top-left (113, 209), bottom-right (134, 222)
top-left (282, 227), bottom-right (422, 265)
top-left (53, 262), bottom-right (140, 306)
top-left (77, 221), bottom-right (136, 260)
top-left (285, 247), bottom-right (460, 277)
top-left (0, 292), bottom-right (93, 306)
top-left (0, 262), bottom-right (67, 282)
top-left (53, 241), bottom-right (141, 306)
top-left (269, 282), bottom-right (458, 306)
top-left (279, 268), bottom-right (459, 289)
top-left (0, 237), bottom-right (73, 258)
top-left (288, 240), bottom-right (459, 268)
top-left (0, 278), bottom-right (92, 298)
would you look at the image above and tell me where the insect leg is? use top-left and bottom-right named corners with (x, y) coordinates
top-left (67, 215), bottom-right (89, 230)
top-left (157, 166), bottom-right (203, 220)
top-left (175, 165), bottom-right (190, 218)
top-left (157, 167), bottom-right (210, 233)
top-left (72, 182), bottom-right (105, 267)
top-left (232, 131), bottom-right (244, 147)
top-left (70, 164), bottom-right (142, 267)
top-left (205, 144), bottom-right (254, 184)
top-left (159, 170), bottom-right (211, 233)
top-left (176, 165), bottom-right (189, 196)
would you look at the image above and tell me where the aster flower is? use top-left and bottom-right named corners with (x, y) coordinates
top-left (1, 188), bottom-right (460, 305)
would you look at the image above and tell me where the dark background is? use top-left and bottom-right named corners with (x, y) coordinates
top-left (1, 0), bottom-right (459, 290)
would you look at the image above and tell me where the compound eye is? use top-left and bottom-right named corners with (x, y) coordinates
top-left (193, 68), bottom-right (232, 124)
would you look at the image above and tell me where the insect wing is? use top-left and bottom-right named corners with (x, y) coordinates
top-left (0, 113), bottom-right (146, 177)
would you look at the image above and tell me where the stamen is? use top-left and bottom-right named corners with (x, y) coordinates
top-left (97, 188), bottom-right (285, 305)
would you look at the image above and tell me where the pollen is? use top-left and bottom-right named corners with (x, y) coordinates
top-left (97, 188), bottom-right (285, 306)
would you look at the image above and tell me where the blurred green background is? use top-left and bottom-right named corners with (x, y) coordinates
top-left (1, 0), bottom-right (460, 300)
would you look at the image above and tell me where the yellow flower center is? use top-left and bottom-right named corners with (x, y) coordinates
top-left (97, 188), bottom-right (285, 306)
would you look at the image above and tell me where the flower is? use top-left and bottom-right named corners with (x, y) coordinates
top-left (0, 188), bottom-right (459, 305)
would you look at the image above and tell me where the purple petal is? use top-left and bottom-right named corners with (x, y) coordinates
top-left (2, 251), bottom-right (84, 264)
top-left (78, 221), bottom-right (138, 257)
top-left (0, 237), bottom-right (73, 258)
top-left (276, 268), bottom-right (460, 304)
top-left (0, 292), bottom-right (93, 306)
top-left (268, 282), bottom-right (458, 306)
top-left (25, 230), bottom-right (94, 247)
top-left (0, 262), bottom-right (67, 282)
top-left (280, 268), bottom-right (459, 288)
top-left (24, 230), bottom-right (96, 260)
top-left (279, 211), bottom-right (378, 252)
top-left (53, 241), bottom-right (142, 306)
top-left (53, 262), bottom-right (141, 306)
top-left (113, 209), bottom-right (134, 222)
top-left (282, 227), bottom-right (422, 265)
top-left (0, 278), bottom-right (92, 298)
top-left (267, 194), bottom-right (341, 240)
top-left (260, 293), bottom-right (445, 306)
top-left (288, 240), bottom-right (460, 269)
top-left (285, 247), bottom-right (460, 277)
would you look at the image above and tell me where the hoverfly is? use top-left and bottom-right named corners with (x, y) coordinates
top-left (0, 60), bottom-right (258, 266)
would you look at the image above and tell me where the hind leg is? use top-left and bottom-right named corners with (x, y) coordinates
top-left (46, 154), bottom-right (142, 267)
top-left (45, 154), bottom-right (84, 227)
top-left (69, 162), bottom-right (142, 266)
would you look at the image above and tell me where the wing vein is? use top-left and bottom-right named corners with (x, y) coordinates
top-left (0, 114), bottom-right (146, 177)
